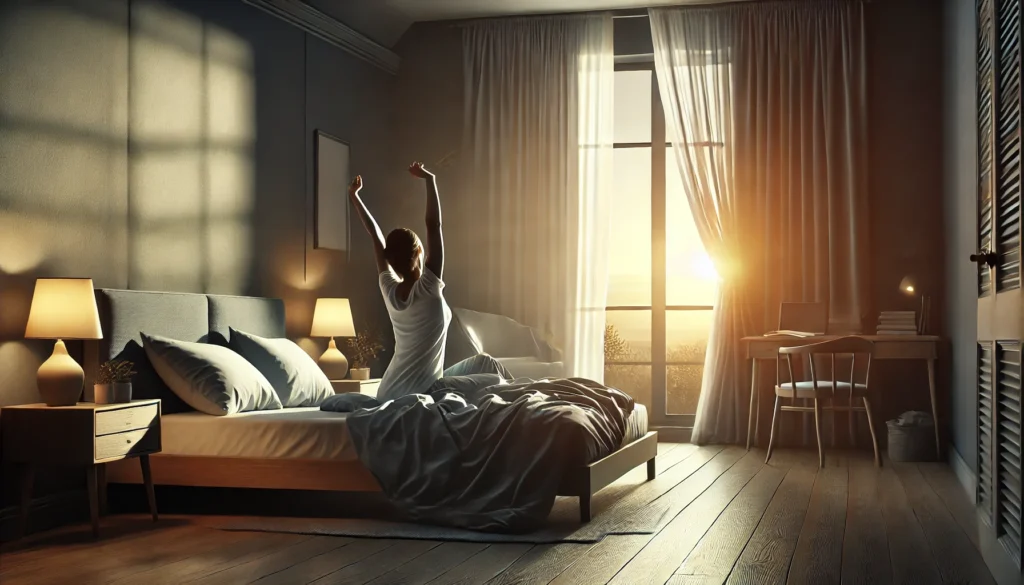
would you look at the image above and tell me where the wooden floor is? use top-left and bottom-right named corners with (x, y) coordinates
top-left (0, 444), bottom-right (997, 585)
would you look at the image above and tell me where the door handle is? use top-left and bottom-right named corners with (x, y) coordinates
top-left (970, 249), bottom-right (998, 267)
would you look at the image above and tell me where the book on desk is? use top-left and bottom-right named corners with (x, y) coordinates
top-left (762, 330), bottom-right (822, 338)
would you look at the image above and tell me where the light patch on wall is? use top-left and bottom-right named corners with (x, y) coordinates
top-left (0, 2), bottom-right (129, 283)
top-left (129, 0), bottom-right (255, 295)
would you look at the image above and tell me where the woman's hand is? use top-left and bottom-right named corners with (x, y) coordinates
top-left (408, 162), bottom-right (434, 180)
top-left (349, 175), bottom-right (363, 196)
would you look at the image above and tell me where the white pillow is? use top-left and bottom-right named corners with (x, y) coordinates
top-left (141, 332), bottom-right (282, 416)
top-left (228, 328), bottom-right (334, 407)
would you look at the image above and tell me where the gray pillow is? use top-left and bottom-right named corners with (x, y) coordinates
top-left (229, 327), bottom-right (335, 407)
top-left (141, 332), bottom-right (282, 416)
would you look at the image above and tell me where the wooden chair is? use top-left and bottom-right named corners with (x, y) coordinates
top-left (764, 336), bottom-right (881, 468)
top-left (752, 302), bottom-right (828, 446)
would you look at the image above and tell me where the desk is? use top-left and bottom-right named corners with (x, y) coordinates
top-left (742, 335), bottom-right (941, 459)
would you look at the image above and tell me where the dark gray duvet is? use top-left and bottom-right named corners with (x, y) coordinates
top-left (324, 377), bottom-right (633, 533)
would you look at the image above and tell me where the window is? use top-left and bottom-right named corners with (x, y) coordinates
top-left (604, 62), bottom-right (717, 428)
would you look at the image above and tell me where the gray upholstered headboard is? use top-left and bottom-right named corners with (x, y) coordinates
top-left (83, 289), bottom-right (286, 413)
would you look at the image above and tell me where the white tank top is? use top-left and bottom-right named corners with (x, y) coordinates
top-left (376, 267), bottom-right (452, 402)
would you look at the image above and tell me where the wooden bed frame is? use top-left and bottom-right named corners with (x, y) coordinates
top-left (89, 288), bottom-right (659, 524)
top-left (106, 430), bottom-right (658, 522)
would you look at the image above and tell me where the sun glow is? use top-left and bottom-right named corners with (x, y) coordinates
top-left (692, 252), bottom-right (718, 282)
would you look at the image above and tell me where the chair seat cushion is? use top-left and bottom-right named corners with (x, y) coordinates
top-left (774, 380), bottom-right (867, 399)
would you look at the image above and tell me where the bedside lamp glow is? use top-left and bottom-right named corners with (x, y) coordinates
top-left (310, 298), bottom-right (356, 379)
top-left (24, 278), bottom-right (103, 406)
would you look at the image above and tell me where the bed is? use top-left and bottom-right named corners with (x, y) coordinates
top-left (86, 289), bottom-right (658, 523)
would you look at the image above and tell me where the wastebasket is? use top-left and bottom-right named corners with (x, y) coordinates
top-left (887, 411), bottom-right (935, 462)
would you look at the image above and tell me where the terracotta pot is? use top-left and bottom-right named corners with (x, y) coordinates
top-left (349, 368), bottom-right (370, 381)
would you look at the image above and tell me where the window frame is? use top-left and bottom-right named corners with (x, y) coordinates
top-left (606, 60), bottom-right (713, 429)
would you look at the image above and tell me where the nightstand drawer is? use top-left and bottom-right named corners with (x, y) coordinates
top-left (96, 403), bottom-right (159, 436)
top-left (95, 427), bottom-right (159, 462)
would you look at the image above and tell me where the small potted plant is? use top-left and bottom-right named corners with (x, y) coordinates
top-left (95, 359), bottom-right (136, 404)
top-left (347, 329), bottom-right (383, 380)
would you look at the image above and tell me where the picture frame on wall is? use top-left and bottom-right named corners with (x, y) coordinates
top-left (314, 130), bottom-right (350, 252)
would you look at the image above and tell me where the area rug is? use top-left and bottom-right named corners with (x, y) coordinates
top-left (209, 495), bottom-right (672, 544)
top-left (209, 445), bottom-right (713, 545)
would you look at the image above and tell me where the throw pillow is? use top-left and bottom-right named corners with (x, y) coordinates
top-left (141, 332), bottom-right (282, 416)
top-left (229, 327), bottom-right (335, 407)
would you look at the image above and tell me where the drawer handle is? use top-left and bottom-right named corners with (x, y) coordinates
top-left (126, 439), bottom-right (131, 444)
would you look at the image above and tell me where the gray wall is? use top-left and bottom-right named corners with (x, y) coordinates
top-left (0, 0), bottom-right (393, 510)
top-left (943, 0), bottom-right (979, 471)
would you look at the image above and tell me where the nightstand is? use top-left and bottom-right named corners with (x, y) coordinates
top-left (330, 378), bottom-right (381, 397)
top-left (0, 399), bottom-right (162, 538)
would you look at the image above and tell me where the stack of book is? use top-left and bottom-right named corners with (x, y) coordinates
top-left (877, 311), bottom-right (918, 335)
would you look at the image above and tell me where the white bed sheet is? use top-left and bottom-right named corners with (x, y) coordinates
top-left (160, 407), bottom-right (359, 461)
top-left (160, 403), bottom-right (649, 461)
top-left (624, 403), bottom-right (649, 446)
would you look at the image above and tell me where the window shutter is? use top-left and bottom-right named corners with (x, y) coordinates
top-left (996, 0), bottom-right (1022, 291)
top-left (981, 0), bottom-right (996, 297)
top-left (982, 343), bottom-right (996, 522)
top-left (997, 342), bottom-right (1023, 554)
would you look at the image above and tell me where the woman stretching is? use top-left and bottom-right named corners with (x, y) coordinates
top-left (348, 163), bottom-right (509, 402)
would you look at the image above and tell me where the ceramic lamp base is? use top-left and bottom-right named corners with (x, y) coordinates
top-left (37, 339), bottom-right (84, 406)
top-left (318, 337), bottom-right (350, 379)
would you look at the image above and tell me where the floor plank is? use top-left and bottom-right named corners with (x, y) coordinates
top-left (485, 543), bottom-right (593, 585)
top-left (117, 531), bottom-right (307, 585)
top-left (193, 535), bottom-right (352, 585)
top-left (606, 448), bottom-right (760, 585)
top-left (878, 463), bottom-right (943, 585)
top-left (786, 456), bottom-right (848, 585)
top-left (841, 455), bottom-right (892, 585)
top-left (252, 538), bottom-right (393, 585)
top-left (724, 456), bottom-right (817, 585)
top-left (312, 539), bottom-right (441, 585)
top-left (674, 452), bottom-right (791, 584)
top-left (0, 520), bottom-right (203, 579)
top-left (918, 461), bottom-right (983, 550)
top-left (4, 524), bottom-right (228, 585)
top-left (367, 542), bottom-right (489, 585)
top-left (67, 525), bottom-right (252, 585)
top-left (892, 462), bottom-right (995, 585)
top-left (424, 544), bottom-right (532, 585)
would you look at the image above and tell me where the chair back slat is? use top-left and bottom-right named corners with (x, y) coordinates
top-left (778, 336), bottom-right (874, 392)
top-left (778, 336), bottom-right (874, 356)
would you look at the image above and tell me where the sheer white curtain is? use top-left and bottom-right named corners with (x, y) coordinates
top-left (462, 15), bottom-right (614, 380)
top-left (651, 1), bottom-right (868, 444)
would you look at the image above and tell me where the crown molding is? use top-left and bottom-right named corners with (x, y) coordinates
top-left (242, 0), bottom-right (400, 75)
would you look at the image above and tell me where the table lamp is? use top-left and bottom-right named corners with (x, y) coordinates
top-left (898, 275), bottom-right (930, 335)
top-left (310, 298), bottom-right (356, 379)
top-left (24, 278), bottom-right (103, 406)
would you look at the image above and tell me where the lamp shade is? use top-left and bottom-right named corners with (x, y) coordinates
top-left (24, 278), bottom-right (102, 340)
top-left (310, 298), bottom-right (356, 338)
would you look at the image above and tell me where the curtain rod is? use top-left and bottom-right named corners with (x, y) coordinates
top-left (448, 0), bottom-right (869, 26)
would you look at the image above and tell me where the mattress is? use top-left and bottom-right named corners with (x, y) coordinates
top-left (160, 403), bottom-right (649, 461)
top-left (160, 407), bottom-right (359, 462)
top-left (623, 403), bottom-right (649, 446)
